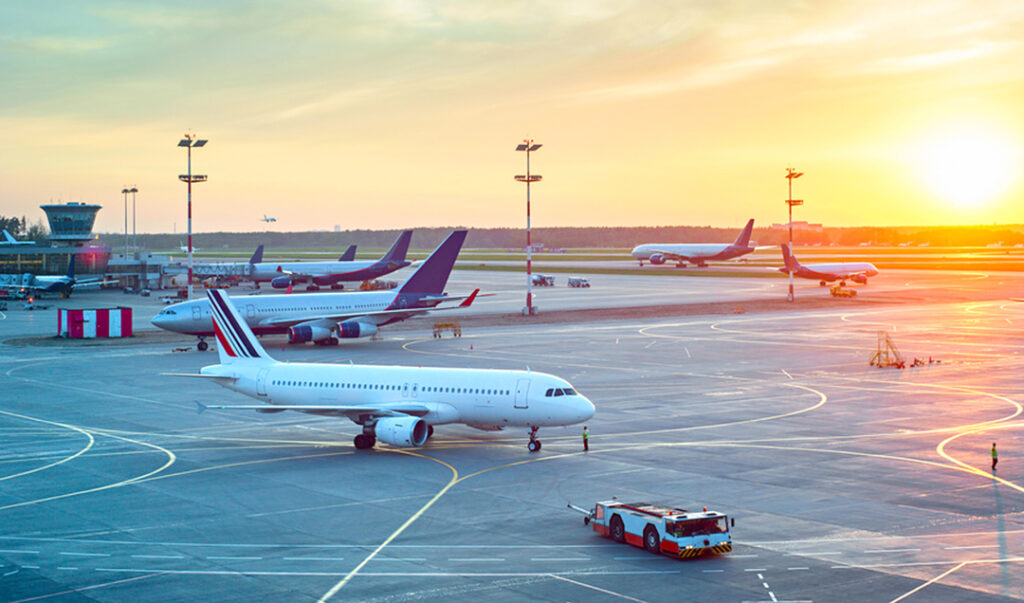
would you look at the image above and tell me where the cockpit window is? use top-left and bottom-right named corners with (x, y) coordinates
top-left (545, 388), bottom-right (554, 397)
top-left (554, 389), bottom-right (564, 396)
top-left (563, 388), bottom-right (577, 396)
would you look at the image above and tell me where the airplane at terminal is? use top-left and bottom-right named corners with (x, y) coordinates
top-left (250, 230), bottom-right (412, 289)
top-left (153, 230), bottom-right (475, 350)
top-left (338, 244), bottom-right (357, 261)
top-left (631, 219), bottom-right (756, 267)
top-left (2, 230), bottom-right (36, 246)
top-left (778, 243), bottom-right (879, 285)
top-left (0, 256), bottom-right (102, 298)
top-left (170, 288), bottom-right (595, 451)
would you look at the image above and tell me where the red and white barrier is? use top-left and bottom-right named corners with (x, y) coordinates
top-left (58, 307), bottom-right (133, 339)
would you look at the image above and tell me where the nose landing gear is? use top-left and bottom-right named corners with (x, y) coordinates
top-left (527, 425), bottom-right (542, 452)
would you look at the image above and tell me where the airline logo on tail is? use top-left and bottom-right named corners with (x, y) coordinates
top-left (207, 289), bottom-right (271, 362)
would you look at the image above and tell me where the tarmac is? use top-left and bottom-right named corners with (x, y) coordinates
top-left (1, 268), bottom-right (1022, 601)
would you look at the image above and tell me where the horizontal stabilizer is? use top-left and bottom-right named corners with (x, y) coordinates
top-left (165, 372), bottom-right (237, 381)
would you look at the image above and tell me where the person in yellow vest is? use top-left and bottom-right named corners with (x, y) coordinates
top-left (583, 426), bottom-right (590, 452)
top-left (991, 442), bottom-right (998, 472)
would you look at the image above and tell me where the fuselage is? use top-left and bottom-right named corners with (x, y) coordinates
top-left (202, 362), bottom-right (596, 429)
top-left (631, 243), bottom-right (752, 263)
top-left (781, 262), bottom-right (879, 281)
top-left (152, 289), bottom-right (427, 336)
top-left (250, 259), bottom-right (409, 285)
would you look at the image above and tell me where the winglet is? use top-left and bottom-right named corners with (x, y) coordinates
top-left (459, 288), bottom-right (480, 307)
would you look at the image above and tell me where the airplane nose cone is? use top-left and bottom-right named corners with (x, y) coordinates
top-left (577, 396), bottom-right (596, 422)
top-left (150, 314), bottom-right (165, 327)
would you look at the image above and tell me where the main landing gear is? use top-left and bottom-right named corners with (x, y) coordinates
top-left (527, 425), bottom-right (542, 452)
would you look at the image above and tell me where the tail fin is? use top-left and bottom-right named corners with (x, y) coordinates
top-left (339, 244), bottom-right (357, 261)
top-left (249, 245), bottom-right (264, 264)
top-left (381, 230), bottom-right (413, 263)
top-left (398, 230), bottom-right (467, 295)
top-left (206, 289), bottom-right (273, 364)
top-left (780, 243), bottom-right (800, 271)
top-left (3, 230), bottom-right (16, 243)
top-left (732, 219), bottom-right (755, 247)
top-left (66, 254), bottom-right (76, 279)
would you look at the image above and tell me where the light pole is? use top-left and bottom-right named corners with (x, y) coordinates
top-left (785, 167), bottom-right (804, 302)
top-left (515, 139), bottom-right (542, 316)
top-left (130, 186), bottom-right (138, 252)
top-left (121, 187), bottom-right (130, 259)
top-left (178, 134), bottom-right (208, 300)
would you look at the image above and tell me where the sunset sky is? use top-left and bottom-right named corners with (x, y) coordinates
top-left (2, 1), bottom-right (1023, 234)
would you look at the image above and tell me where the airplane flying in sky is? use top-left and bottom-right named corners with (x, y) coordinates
top-left (153, 230), bottom-right (475, 350)
top-left (778, 243), bottom-right (879, 286)
top-left (631, 219), bottom-right (756, 267)
top-left (250, 230), bottom-right (412, 289)
top-left (262, 214), bottom-right (277, 223)
top-left (2, 230), bottom-right (36, 246)
top-left (169, 288), bottom-right (594, 452)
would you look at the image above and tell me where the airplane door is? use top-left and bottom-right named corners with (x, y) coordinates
top-left (256, 368), bottom-right (269, 396)
top-left (246, 304), bottom-right (256, 319)
top-left (411, 383), bottom-right (418, 398)
top-left (192, 305), bottom-right (201, 321)
top-left (514, 379), bottom-right (530, 409)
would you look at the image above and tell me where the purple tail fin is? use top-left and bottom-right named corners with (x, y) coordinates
top-left (381, 230), bottom-right (413, 263)
top-left (398, 230), bottom-right (467, 295)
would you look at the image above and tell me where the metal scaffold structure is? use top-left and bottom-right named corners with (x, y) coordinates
top-left (870, 330), bottom-right (905, 368)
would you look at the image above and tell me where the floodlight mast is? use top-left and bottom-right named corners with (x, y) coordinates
top-left (515, 139), bottom-right (543, 316)
top-left (130, 187), bottom-right (138, 252)
top-left (785, 167), bottom-right (804, 303)
top-left (178, 134), bottom-right (208, 300)
top-left (121, 187), bottom-right (130, 259)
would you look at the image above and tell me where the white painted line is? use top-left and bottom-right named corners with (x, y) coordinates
top-left (22, 565), bottom-right (40, 569)
top-left (702, 569), bottom-right (724, 573)
top-left (864, 549), bottom-right (920, 553)
top-left (787, 567), bottom-right (809, 571)
top-left (757, 573), bottom-right (764, 579)
top-left (131, 554), bottom-right (184, 560)
top-left (206, 556), bottom-right (263, 561)
top-left (57, 566), bottom-right (78, 571)
top-left (944, 545), bottom-right (999, 550)
top-left (371, 558), bottom-right (426, 562)
top-left (531, 557), bottom-right (589, 561)
top-left (769, 591), bottom-right (778, 602)
top-left (744, 568), bottom-right (768, 572)
top-left (284, 557), bottom-right (346, 561)
top-left (0, 550), bottom-right (39, 554)
top-left (547, 573), bottom-right (649, 603)
top-left (447, 558), bottom-right (505, 562)
top-left (807, 552), bottom-right (842, 556)
top-left (60, 552), bottom-right (110, 557)
top-left (3, 569), bottom-right (19, 577)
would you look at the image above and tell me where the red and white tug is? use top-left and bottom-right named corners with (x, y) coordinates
top-left (569, 499), bottom-right (733, 559)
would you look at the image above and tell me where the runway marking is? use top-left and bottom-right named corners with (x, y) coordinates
top-left (702, 569), bottom-right (724, 573)
top-left (6, 572), bottom-right (164, 603)
top-left (531, 557), bottom-right (589, 561)
top-left (944, 545), bottom-right (999, 550)
top-left (206, 555), bottom-right (262, 561)
top-left (283, 557), bottom-right (345, 561)
top-left (0, 409), bottom-right (96, 483)
top-left (447, 557), bottom-right (505, 562)
top-left (59, 552), bottom-right (110, 557)
top-left (0, 549), bottom-right (39, 554)
top-left (744, 567), bottom-right (767, 572)
top-left (864, 549), bottom-right (920, 553)
top-left (548, 573), bottom-right (649, 602)
top-left (132, 554), bottom-right (184, 559)
top-left (787, 567), bottom-right (809, 570)
top-left (888, 561), bottom-right (967, 603)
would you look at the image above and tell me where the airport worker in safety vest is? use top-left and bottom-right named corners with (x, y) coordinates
top-left (583, 426), bottom-right (590, 452)
top-left (992, 442), bottom-right (998, 472)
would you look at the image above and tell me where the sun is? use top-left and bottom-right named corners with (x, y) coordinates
top-left (912, 127), bottom-right (1019, 208)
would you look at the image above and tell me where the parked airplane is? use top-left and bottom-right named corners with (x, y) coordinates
top-left (153, 230), bottom-right (475, 350)
top-left (2, 230), bottom-right (36, 246)
top-left (631, 219), bottom-right (756, 267)
top-left (250, 230), bottom-right (412, 289)
top-left (0, 255), bottom-right (103, 298)
top-left (170, 289), bottom-right (594, 451)
top-left (778, 243), bottom-right (879, 286)
top-left (338, 244), bottom-right (357, 261)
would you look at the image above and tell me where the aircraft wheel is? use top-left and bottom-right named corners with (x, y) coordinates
top-left (197, 340), bottom-right (209, 351)
top-left (354, 434), bottom-right (375, 450)
top-left (528, 440), bottom-right (541, 453)
top-left (840, 280), bottom-right (847, 287)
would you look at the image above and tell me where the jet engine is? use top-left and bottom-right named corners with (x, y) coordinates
top-left (288, 324), bottom-right (333, 344)
top-left (851, 274), bottom-right (868, 284)
top-left (649, 253), bottom-right (666, 265)
top-left (271, 275), bottom-right (293, 289)
top-left (338, 320), bottom-right (378, 339)
top-left (374, 416), bottom-right (429, 447)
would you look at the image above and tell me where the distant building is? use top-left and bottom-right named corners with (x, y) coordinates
top-left (771, 221), bottom-right (823, 232)
top-left (0, 203), bottom-right (109, 276)
top-left (41, 202), bottom-right (102, 246)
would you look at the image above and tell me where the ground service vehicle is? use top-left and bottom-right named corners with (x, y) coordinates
top-left (830, 284), bottom-right (856, 298)
top-left (569, 500), bottom-right (733, 559)
top-left (531, 274), bottom-right (555, 286)
top-left (568, 276), bottom-right (590, 288)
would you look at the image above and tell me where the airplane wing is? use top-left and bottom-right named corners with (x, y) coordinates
top-left (195, 400), bottom-right (431, 419)
top-left (258, 289), bottom-right (485, 328)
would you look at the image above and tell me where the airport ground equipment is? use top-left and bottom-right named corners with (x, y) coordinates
top-left (433, 320), bottom-right (462, 338)
top-left (870, 330), bottom-right (905, 368)
top-left (829, 284), bottom-right (856, 297)
top-left (568, 500), bottom-right (732, 559)
top-left (531, 274), bottom-right (555, 286)
top-left (568, 276), bottom-right (590, 288)
top-left (58, 307), bottom-right (132, 338)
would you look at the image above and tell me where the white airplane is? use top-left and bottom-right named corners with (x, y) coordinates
top-left (262, 214), bottom-right (277, 223)
top-left (779, 243), bottom-right (879, 286)
top-left (2, 229), bottom-right (36, 246)
top-left (250, 230), bottom-right (413, 290)
top-left (169, 289), bottom-right (595, 452)
top-left (152, 230), bottom-right (476, 350)
top-left (631, 219), bottom-right (756, 267)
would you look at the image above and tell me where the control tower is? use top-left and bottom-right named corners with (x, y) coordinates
top-left (40, 202), bottom-right (102, 246)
